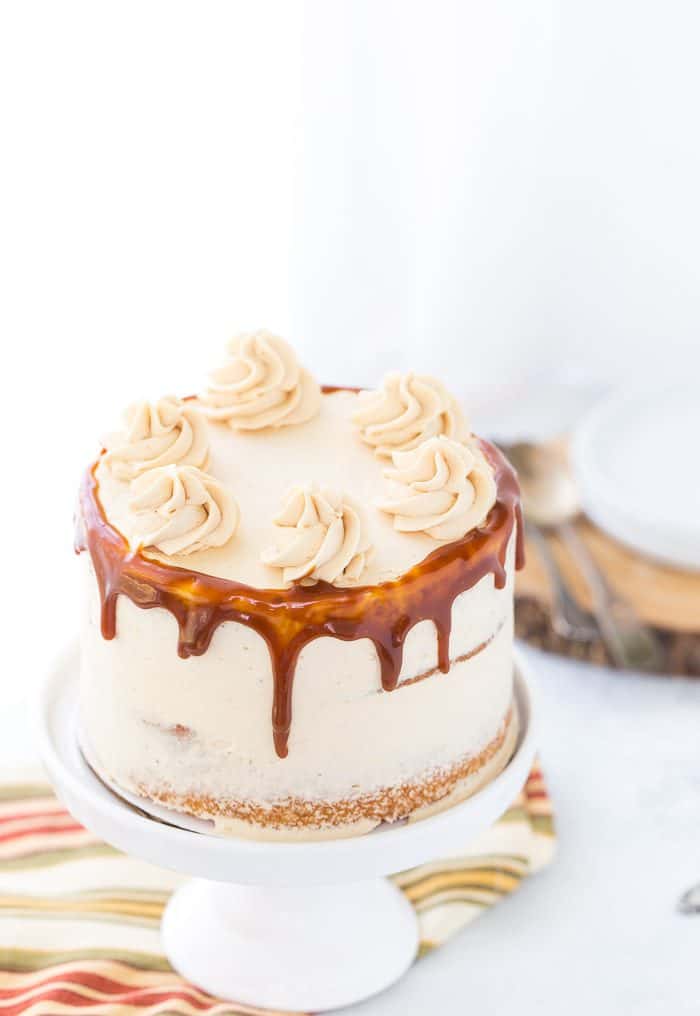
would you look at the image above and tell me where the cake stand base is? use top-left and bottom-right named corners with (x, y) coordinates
top-left (162, 877), bottom-right (417, 1011)
top-left (38, 645), bottom-right (537, 1013)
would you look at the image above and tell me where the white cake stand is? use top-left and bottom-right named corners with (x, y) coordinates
top-left (37, 646), bottom-right (538, 1012)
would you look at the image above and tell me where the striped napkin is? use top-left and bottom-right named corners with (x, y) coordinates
top-left (0, 764), bottom-right (555, 1015)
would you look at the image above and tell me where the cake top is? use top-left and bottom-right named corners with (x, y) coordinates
top-left (95, 331), bottom-right (498, 590)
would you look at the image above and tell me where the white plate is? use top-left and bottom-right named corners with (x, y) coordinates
top-left (572, 385), bottom-right (699, 571)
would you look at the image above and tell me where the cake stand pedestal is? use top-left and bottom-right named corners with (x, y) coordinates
top-left (37, 647), bottom-right (537, 1013)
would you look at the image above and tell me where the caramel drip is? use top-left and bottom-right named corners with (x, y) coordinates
top-left (77, 433), bottom-right (523, 759)
top-left (319, 384), bottom-right (362, 394)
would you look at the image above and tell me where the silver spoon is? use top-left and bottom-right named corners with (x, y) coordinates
top-left (504, 441), bottom-right (664, 672)
top-left (499, 441), bottom-right (598, 642)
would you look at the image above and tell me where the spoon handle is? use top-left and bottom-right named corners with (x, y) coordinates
top-left (557, 522), bottom-right (664, 672)
top-left (525, 522), bottom-right (598, 642)
top-left (678, 883), bottom-right (700, 914)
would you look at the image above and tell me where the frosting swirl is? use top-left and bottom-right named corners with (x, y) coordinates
top-left (379, 436), bottom-right (496, 541)
top-left (200, 330), bottom-right (321, 431)
top-left (353, 372), bottom-right (468, 457)
top-left (261, 486), bottom-right (373, 585)
top-left (128, 465), bottom-right (239, 556)
top-left (103, 397), bottom-right (209, 481)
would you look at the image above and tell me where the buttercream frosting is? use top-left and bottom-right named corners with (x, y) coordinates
top-left (128, 464), bottom-right (239, 556)
top-left (261, 485), bottom-right (373, 584)
top-left (200, 330), bottom-right (321, 431)
top-left (353, 372), bottom-right (468, 457)
top-left (379, 435), bottom-right (496, 540)
top-left (103, 397), bottom-right (209, 480)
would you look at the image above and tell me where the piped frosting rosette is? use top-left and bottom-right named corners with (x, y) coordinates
top-left (200, 330), bottom-right (321, 431)
top-left (262, 485), bottom-right (373, 585)
top-left (379, 435), bottom-right (497, 541)
top-left (103, 397), bottom-right (209, 480)
top-left (128, 464), bottom-right (239, 556)
top-left (353, 372), bottom-right (468, 458)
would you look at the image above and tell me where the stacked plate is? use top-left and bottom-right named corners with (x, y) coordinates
top-left (572, 386), bottom-right (699, 571)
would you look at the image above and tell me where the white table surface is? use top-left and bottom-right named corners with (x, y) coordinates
top-left (3, 646), bottom-right (698, 1016)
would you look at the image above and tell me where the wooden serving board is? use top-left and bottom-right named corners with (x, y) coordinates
top-left (515, 519), bottom-right (700, 676)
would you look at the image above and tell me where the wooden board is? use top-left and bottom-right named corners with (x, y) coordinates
top-left (515, 519), bottom-right (700, 676)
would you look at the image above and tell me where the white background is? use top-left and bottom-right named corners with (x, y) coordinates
top-left (1, 1), bottom-right (699, 688)
top-left (0, 4), bottom-right (698, 1012)
top-left (0, 1), bottom-right (694, 703)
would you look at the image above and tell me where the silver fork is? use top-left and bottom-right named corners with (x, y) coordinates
top-left (524, 519), bottom-right (598, 641)
top-left (502, 440), bottom-right (663, 672)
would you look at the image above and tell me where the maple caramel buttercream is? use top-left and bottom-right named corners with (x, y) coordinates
top-left (77, 349), bottom-right (523, 841)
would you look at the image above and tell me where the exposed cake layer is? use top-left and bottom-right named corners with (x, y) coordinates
top-left (83, 707), bottom-right (517, 841)
top-left (79, 532), bottom-right (516, 812)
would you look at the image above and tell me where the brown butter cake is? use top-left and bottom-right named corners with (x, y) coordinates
top-left (77, 331), bottom-right (524, 839)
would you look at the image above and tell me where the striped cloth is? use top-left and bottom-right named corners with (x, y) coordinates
top-left (0, 764), bottom-right (555, 1015)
